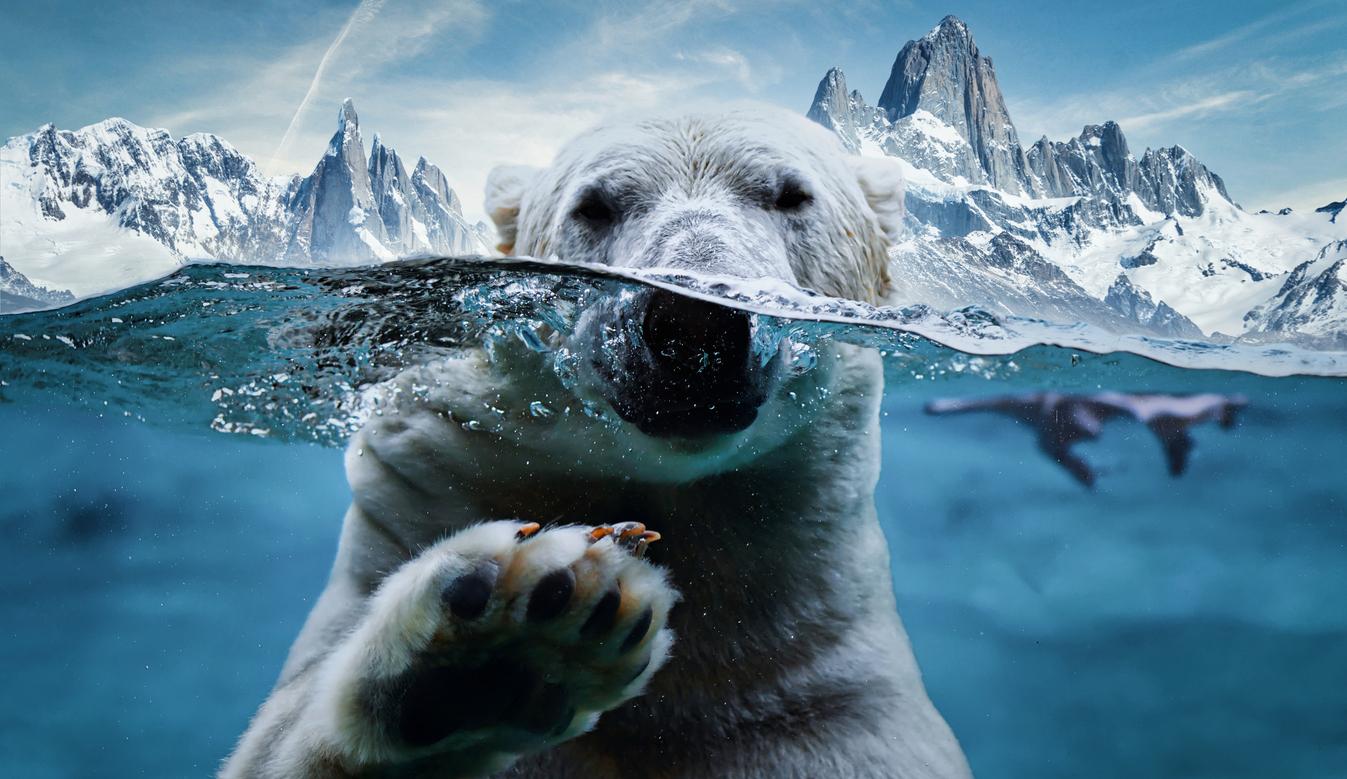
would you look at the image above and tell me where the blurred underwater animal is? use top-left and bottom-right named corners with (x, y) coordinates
top-left (925, 392), bottom-right (1247, 487)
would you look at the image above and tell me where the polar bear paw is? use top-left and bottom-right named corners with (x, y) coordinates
top-left (320, 520), bottom-right (676, 766)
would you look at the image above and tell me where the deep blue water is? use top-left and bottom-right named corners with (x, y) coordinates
top-left (2, 259), bottom-right (1345, 777)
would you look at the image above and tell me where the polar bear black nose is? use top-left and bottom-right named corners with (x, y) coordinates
top-left (600, 289), bottom-right (766, 438)
top-left (640, 291), bottom-right (751, 378)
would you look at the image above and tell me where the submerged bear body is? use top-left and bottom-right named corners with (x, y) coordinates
top-left (224, 111), bottom-right (970, 779)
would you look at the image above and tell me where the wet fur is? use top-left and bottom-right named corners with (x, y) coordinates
top-left (224, 111), bottom-right (969, 778)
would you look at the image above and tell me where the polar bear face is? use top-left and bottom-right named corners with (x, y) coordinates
top-left (484, 111), bottom-right (903, 445)
top-left (486, 111), bottom-right (903, 301)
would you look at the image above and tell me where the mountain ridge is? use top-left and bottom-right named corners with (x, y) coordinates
top-left (1, 100), bottom-right (488, 297)
top-left (806, 15), bottom-right (1346, 346)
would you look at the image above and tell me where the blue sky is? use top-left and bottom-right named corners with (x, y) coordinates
top-left (3, 0), bottom-right (1344, 223)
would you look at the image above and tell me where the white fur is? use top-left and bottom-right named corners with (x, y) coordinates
top-left (225, 111), bottom-right (969, 779)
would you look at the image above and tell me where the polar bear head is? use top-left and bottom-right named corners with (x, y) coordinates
top-left (484, 111), bottom-right (904, 443)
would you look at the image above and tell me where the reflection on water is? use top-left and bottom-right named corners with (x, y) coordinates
top-left (1, 257), bottom-right (1345, 777)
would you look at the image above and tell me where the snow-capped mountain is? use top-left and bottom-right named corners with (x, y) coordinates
top-left (1242, 240), bottom-right (1347, 349)
top-left (0, 256), bottom-right (73, 313)
top-left (808, 15), bottom-right (1347, 345)
top-left (1, 100), bottom-right (488, 297)
top-left (890, 231), bottom-right (1204, 338)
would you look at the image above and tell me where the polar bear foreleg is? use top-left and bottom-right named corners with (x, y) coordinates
top-left (222, 520), bottom-right (676, 778)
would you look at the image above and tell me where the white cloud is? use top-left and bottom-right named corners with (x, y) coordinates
top-left (143, 0), bottom-right (785, 227)
top-left (1172, 5), bottom-right (1308, 60)
top-left (269, 0), bottom-right (389, 171)
top-left (1014, 57), bottom-right (1346, 143)
top-left (362, 71), bottom-right (779, 226)
top-left (675, 48), bottom-right (756, 90)
top-left (146, 0), bottom-right (490, 176)
top-left (1171, 1), bottom-right (1345, 61)
top-left (1118, 90), bottom-right (1259, 132)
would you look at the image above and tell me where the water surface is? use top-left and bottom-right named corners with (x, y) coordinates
top-left (2, 257), bottom-right (1344, 778)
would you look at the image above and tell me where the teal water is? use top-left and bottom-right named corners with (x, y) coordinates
top-left (2, 258), bottom-right (1345, 777)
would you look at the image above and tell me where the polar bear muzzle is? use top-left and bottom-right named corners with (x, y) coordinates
top-left (592, 288), bottom-right (776, 439)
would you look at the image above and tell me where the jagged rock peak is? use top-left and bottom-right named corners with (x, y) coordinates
top-left (339, 98), bottom-right (359, 130)
top-left (1104, 273), bottom-right (1204, 339)
top-left (877, 15), bottom-right (1029, 193)
top-left (923, 15), bottom-right (971, 42)
top-left (1080, 122), bottom-right (1129, 151)
top-left (328, 99), bottom-right (363, 159)
top-left (806, 67), bottom-right (876, 153)
top-left (1, 101), bottom-right (487, 292)
top-left (807, 68), bottom-right (849, 125)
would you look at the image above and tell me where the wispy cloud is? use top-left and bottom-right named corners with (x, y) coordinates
top-left (147, 0), bottom-right (490, 176)
top-left (1015, 55), bottom-right (1347, 144)
top-left (1170, 3), bottom-right (1316, 60)
top-left (144, 0), bottom-right (785, 224)
top-left (675, 47), bottom-right (757, 89)
top-left (270, 0), bottom-right (387, 170)
top-left (1118, 90), bottom-right (1260, 132)
top-left (371, 69), bottom-right (780, 225)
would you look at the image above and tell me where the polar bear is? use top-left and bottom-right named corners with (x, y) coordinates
top-left (223, 111), bottom-right (971, 778)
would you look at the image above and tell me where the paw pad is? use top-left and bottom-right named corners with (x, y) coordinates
top-left (443, 560), bottom-right (497, 620)
top-left (379, 520), bottom-right (677, 752)
top-left (527, 568), bottom-right (576, 621)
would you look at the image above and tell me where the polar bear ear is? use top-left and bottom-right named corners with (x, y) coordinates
top-left (846, 155), bottom-right (906, 244)
top-left (484, 164), bottom-right (544, 254)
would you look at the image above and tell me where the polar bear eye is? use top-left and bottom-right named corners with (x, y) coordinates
top-left (573, 191), bottom-right (617, 227)
top-left (773, 180), bottom-right (812, 212)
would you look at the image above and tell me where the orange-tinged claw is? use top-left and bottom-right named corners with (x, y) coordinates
top-left (515, 522), bottom-right (542, 540)
top-left (640, 530), bottom-right (661, 544)
top-left (613, 522), bottom-right (647, 539)
top-left (589, 526), bottom-right (615, 542)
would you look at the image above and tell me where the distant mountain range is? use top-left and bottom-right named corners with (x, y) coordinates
top-left (0, 256), bottom-right (73, 312)
top-left (0, 100), bottom-right (488, 306)
top-left (2, 18), bottom-right (1345, 348)
top-left (807, 15), bottom-right (1347, 347)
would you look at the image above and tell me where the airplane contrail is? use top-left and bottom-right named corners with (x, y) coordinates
top-left (269, 0), bottom-right (386, 174)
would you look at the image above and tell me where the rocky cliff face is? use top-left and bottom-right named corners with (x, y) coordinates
top-left (18, 117), bottom-right (297, 262)
top-left (807, 20), bottom-right (1235, 236)
top-left (1103, 274), bottom-right (1204, 339)
top-left (1242, 240), bottom-right (1347, 348)
top-left (1, 100), bottom-right (487, 295)
top-left (877, 16), bottom-right (1030, 194)
top-left (892, 232), bottom-right (1158, 333)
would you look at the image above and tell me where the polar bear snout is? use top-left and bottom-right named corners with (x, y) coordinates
top-left (593, 289), bottom-right (776, 439)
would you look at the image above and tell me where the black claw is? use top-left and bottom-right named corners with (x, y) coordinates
top-left (527, 569), bottom-right (576, 622)
top-left (443, 561), bottom-right (498, 620)
top-left (580, 588), bottom-right (622, 638)
top-left (620, 607), bottom-right (654, 652)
